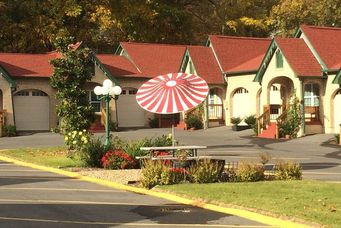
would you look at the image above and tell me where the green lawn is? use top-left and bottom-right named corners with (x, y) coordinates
top-left (0, 147), bottom-right (84, 168)
top-left (160, 181), bottom-right (341, 227)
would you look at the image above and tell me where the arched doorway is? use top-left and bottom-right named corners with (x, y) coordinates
top-left (208, 87), bottom-right (224, 125)
top-left (232, 87), bottom-right (251, 123)
top-left (334, 89), bottom-right (341, 132)
top-left (267, 76), bottom-right (294, 122)
top-left (116, 87), bottom-right (145, 127)
top-left (13, 89), bottom-right (49, 131)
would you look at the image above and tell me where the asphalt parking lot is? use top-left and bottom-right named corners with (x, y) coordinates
top-left (0, 161), bottom-right (271, 227)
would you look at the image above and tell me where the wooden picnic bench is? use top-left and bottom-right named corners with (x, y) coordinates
top-left (140, 145), bottom-right (207, 158)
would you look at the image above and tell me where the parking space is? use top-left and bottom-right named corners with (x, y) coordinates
top-left (0, 161), bottom-right (271, 228)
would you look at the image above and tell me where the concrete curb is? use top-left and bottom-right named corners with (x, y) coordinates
top-left (0, 155), bottom-right (310, 228)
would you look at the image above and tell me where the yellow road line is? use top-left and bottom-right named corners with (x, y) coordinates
top-left (0, 216), bottom-right (271, 227)
top-left (0, 155), bottom-right (309, 228)
top-left (0, 198), bottom-right (149, 206)
top-left (0, 187), bottom-right (121, 192)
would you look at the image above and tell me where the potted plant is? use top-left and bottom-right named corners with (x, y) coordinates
top-left (231, 117), bottom-right (242, 131)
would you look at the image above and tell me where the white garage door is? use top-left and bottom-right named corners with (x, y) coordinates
top-left (14, 90), bottom-right (49, 131)
top-left (334, 90), bottom-right (341, 132)
top-left (117, 88), bottom-right (145, 127)
top-left (232, 88), bottom-right (251, 120)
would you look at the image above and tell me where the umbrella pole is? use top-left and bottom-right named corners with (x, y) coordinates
top-left (172, 114), bottom-right (175, 147)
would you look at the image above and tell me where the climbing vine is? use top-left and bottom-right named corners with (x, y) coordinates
top-left (50, 37), bottom-right (94, 133)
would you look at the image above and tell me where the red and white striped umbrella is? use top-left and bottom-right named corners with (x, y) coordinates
top-left (136, 73), bottom-right (209, 114)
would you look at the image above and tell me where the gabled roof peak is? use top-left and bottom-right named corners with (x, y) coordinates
top-left (121, 41), bottom-right (186, 48)
top-left (209, 35), bottom-right (271, 41)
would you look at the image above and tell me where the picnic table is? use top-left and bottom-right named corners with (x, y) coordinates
top-left (140, 145), bottom-right (207, 158)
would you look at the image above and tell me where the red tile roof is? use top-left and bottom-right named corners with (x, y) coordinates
top-left (209, 35), bottom-right (271, 73)
top-left (275, 38), bottom-right (322, 77)
top-left (301, 25), bottom-right (341, 69)
top-left (0, 52), bottom-right (57, 77)
top-left (187, 46), bottom-right (224, 84)
top-left (120, 42), bottom-right (187, 77)
top-left (96, 54), bottom-right (142, 77)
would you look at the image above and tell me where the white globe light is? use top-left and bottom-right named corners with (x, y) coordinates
top-left (102, 85), bottom-right (110, 95)
top-left (112, 86), bottom-right (122, 96)
top-left (94, 86), bottom-right (103, 95)
top-left (103, 79), bottom-right (113, 89)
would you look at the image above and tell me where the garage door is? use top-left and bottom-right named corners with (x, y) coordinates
top-left (14, 90), bottom-right (49, 131)
top-left (334, 90), bottom-right (341, 132)
top-left (232, 88), bottom-right (251, 120)
top-left (117, 88), bottom-right (145, 127)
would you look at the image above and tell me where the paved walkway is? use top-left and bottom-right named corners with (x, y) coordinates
top-left (0, 161), bottom-right (270, 227)
top-left (0, 127), bottom-right (340, 181)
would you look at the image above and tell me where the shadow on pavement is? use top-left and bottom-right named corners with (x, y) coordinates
top-left (0, 203), bottom-right (237, 227)
top-left (299, 162), bottom-right (340, 170)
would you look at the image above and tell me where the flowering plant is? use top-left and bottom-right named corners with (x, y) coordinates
top-left (64, 129), bottom-right (91, 152)
top-left (101, 150), bottom-right (136, 169)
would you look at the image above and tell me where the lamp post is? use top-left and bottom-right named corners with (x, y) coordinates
top-left (94, 79), bottom-right (122, 148)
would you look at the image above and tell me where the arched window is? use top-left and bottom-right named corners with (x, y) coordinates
top-left (235, 88), bottom-right (249, 94)
top-left (276, 50), bottom-right (283, 68)
top-left (304, 83), bottom-right (319, 106)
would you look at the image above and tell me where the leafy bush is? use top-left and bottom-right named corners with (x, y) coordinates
top-left (244, 114), bottom-right (257, 133)
top-left (231, 117), bottom-right (242, 125)
top-left (81, 138), bottom-right (106, 167)
top-left (278, 121), bottom-right (292, 138)
top-left (258, 151), bottom-right (272, 165)
top-left (185, 115), bottom-right (203, 129)
top-left (63, 130), bottom-right (91, 155)
top-left (275, 160), bottom-right (302, 180)
top-left (334, 134), bottom-right (340, 144)
top-left (236, 161), bottom-right (264, 182)
top-left (148, 117), bottom-right (159, 128)
top-left (2, 124), bottom-right (16, 137)
top-left (189, 159), bottom-right (220, 183)
top-left (109, 121), bottom-right (118, 132)
top-left (244, 115), bottom-right (256, 127)
top-left (101, 150), bottom-right (135, 169)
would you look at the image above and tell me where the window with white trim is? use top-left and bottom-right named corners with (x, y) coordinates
top-left (304, 83), bottom-right (320, 106)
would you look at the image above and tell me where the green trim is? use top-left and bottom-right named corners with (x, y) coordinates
top-left (275, 50), bottom-right (283, 68)
top-left (205, 37), bottom-right (211, 47)
top-left (179, 49), bottom-right (190, 72)
top-left (323, 69), bottom-right (339, 73)
top-left (0, 65), bottom-right (16, 88)
top-left (224, 70), bottom-right (257, 76)
top-left (332, 69), bottom-right (341, 84)
top-left (293, 27), bottom-right (303, 38)
top-left (253, 39), bottom-right (277, 82)
top-left (114, 44), bottom-right (123, 55)
top-left (90, 54), bottom-right (120, 86)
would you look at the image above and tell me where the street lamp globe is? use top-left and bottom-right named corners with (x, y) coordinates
top-left (94, 86), bottom-right (103, 96)
top-left (111, 86), bottom-right (122, 96)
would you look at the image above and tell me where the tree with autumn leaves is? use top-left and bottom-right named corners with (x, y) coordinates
top-left (0, 0), bottom-right (340, 53)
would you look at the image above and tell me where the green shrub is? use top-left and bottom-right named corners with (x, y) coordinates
top-left (81, 138), bottom-right (106, 167)
top-left (108, 121), bottom-right (118, 132)
top-left (101, 150), bottom-right (135, 169)
top-left (244, 115), bottom-right (256, 127)
top-left (236, 161), bottom-right (264, 182)
top-left (278, 121), bottom-right (292, 138)
top-left (244, 114), bottom-right (257, 133)
top-left (334, 134), bottom-right (340, 144)
top-left (230, 117), bottom-right (242, 125)
top-left (275, 160), bottom-right (302, 180)
top-left (189, 159), bottom-right (220, 183)
top-left (140, 160), bottom-right (169, 189)
top-left (148, 117), bottom-right (159, 128)
top-left (185, 115), bottom-right (203, 129)
top-left (3, 124), bottom-right (16, 137)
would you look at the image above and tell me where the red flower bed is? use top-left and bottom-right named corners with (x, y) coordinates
top-left (101, 150), bottom-right (135, 169)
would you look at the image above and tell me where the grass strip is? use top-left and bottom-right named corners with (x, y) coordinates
top-left (0, 147), bottom-right (83, 168)
top-left (160, 181), bottom-right (341, 227)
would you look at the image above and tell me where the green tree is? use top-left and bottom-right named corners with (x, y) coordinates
top-left (270, 0), bottom-right (341, 36)
top-left (50, 37), bottom-right (94, 133)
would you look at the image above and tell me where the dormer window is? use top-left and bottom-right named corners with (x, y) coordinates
top-left (276, 50), bottom-right (283, 68)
